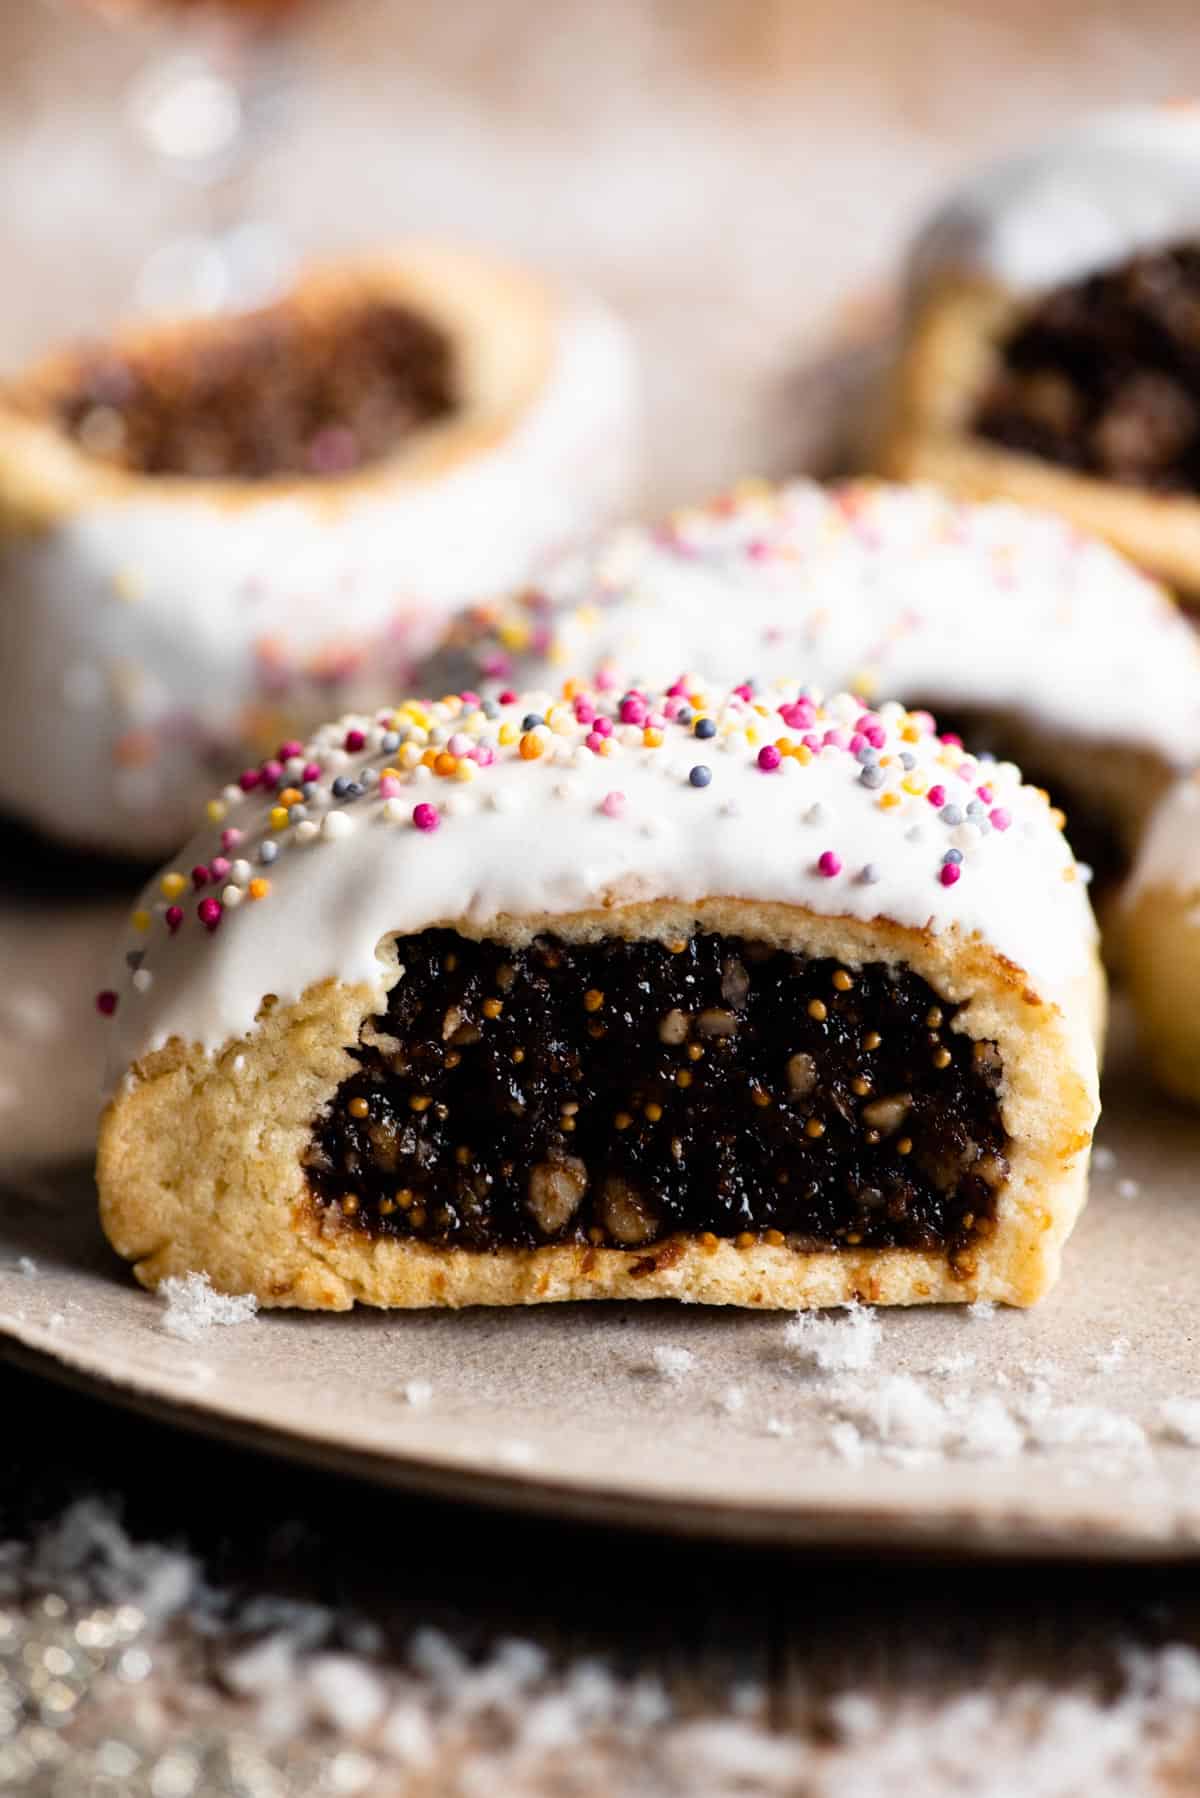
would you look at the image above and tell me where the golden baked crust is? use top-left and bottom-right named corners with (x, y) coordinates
top-left (876, 273), bottom-right (1200, 603)
top-left (97, 899), bottom-right (1103, 1312)
top-left (1123, 880), bottom-right (1200, 1103)
top-left (0, 245), bottom-right (555, 533)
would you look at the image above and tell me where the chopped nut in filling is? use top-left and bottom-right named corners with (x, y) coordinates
top-left (304, 930), bottom-right (1010, 1267)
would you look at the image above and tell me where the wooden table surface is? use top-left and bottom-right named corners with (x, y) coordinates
top-left (5, 3), bottom-right (1200, 1790)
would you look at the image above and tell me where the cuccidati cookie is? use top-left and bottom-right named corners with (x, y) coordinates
top-left (96, 677), bottom-right (1101, 1311)
top-left (0, 246), bottom-right (635, 856)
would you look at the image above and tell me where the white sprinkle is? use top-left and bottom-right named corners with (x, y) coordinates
top-left (487, 788), bottom-right (517, 812)
top-left (1091, 1337), bottom-right (1131, 1374)
top-left (966, 1299), bottom-right (996, 1322)
top-left (1092, 1144), bottom-right (1117, 1173)
top-left (322, 812), bottom-right (353, 841)
top-left (719, 1386), bottom-right (746, 1415)
top-left (294, 820), bottom-right (320, 845)
top-left (230, 859), bottom-right (252, 883)
top-left (160, 1272), bottom-right (258, 1342)
top-left (1118, 1179), bottom-right (1140, 1201)
top-left (132, 969), bottom-right (154, 993)
top-left (221, 884), bottom-right (243, 909)
top-left (643, 1345), bottom-right (694, 1381)
top-left (400, 1380), bottom-right (433, 1409)
top-left (16, 1257), bottom-right (37, 1279)
top-left (764, 1417), bottom-right (792, 1438)
top-left (382, 798), bottom-right (407, 824)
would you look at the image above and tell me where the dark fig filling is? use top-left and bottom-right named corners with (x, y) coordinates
top-left (304, 931), bottom-right (1009, 1269)
top-left (972, 242), bottom-right (1200, 493)
top-left (51, 299), bottom-right (455, 480)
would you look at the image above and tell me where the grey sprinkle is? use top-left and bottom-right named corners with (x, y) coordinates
top-left (381, 732), bottom-right (400, 752)
top-left (855, 745), bottom-right (878, 765)
top-left (859, 862), bottom-right (881, 885)
top-left (302, 781), bottom-right (318, 799)
top-left (976, 819), bottom-right (991, 836)
top-left (899, 752), bottom-right (917, 770)
top-left (966, 799), bottom-right (986, 817)
top-left (940, 804), bottom-right (964, 826)
top-left (482, 700), bottom-right (500, 718)
top-left (943, 848), bottom-right (963, 865)
top-left (288, 805), bottom-right (308, 824)
top-left (979, 751), bottom-right (996, 763)
top-left (260, 841), bottom-right (279, 864)
top-left (125, 949), bottom-right (144, 970)
top-left (859, 766), bottom-right (886, 789)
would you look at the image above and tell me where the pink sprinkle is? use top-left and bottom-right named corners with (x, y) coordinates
top-left (238, 769), bottom-right (261, 792)
top-left (667, 677), bottom-right (689, 697)
top-left (733, 683), bottom-right (753, 701)
top-left (165, 906), bottom-right (184, 934)
top-left (927, 785), bottom-right (946, 807)
top-left (344, 728), bottom-right (366, 752)
top-left (865, 725), bottom-right (886, 749)
top-left (574, 700), bottom-right (596, 725)
top-left (817, 851), bottom-right (842, 878)
top-left (989, 807), bottom-right (1011, 831)
top-left (96, 990), bottom-right (118, 1017)
top-left (261, 760), bottom-right (283, 786)
top-left (482, 655), bottom-right (511, 680)
top-left (780, 701), bottom-right (815, 730)
top-left (471, 744), bottom-right (495, 767)
top-left (939, 863), bottom-right (961, 887)
top-left (498, 689), bottom-right (517, 706)
top-left (757, 745), bottom-right (783, 772)
top-left (379, 776), bottom-right (401, 799)
top-left (593, 715), bottom-right (614, 738)
top-left (595, 668), bottom-right (618, 692)
top-left (822, 729), bottom-right (848, 750)
top-left (941, 732), bottom-right (963, 748)
top-left (412, 803), bottom-right (440, 833)
top-left (602, 791), bottom-right (625, 818)
top-left (461, 690), bottom-right (480, 708)
top-left (277, 739), bottom-right (303, 761)
top-left (302, 762), bottom-right (321, 784)
top-left (448, 733), bottom-right (472, 757)
top-left (976, 784), bottom-right (994, 804)
top-left (802, 733), bottom-right (821, 753)
top-left (197, 897), bottom-right (223, 930)
top-left (747, 539), bottom-right (770, 561)
top-left (620, 697), bottom-right (647, 725)
top-left (586, 731), bottom-right (606, 754)
top-left (849, 733), bottom-right (867, 754)
top-left (210, 857), bottom-right (230, 880)
top-left (191, 865), bottom-right (210, 890)
top-left (663, 696), bottom-right (683, 720)
top-left (647, 711), bottom-right (667, 730)
top-left (221, 828), bottom-right (243, 852)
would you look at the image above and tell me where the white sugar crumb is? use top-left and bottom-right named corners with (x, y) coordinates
top-left (14, 1256), bottom-right (37, 1278)
top-left (1091, 1337), bottom-right (1131, 1374)
top-left (1118, 1179), bottom-right (1141, 1200)
top-left (160, 1272), bottom-right (259, 1342)
top-left (1157, 1398), bottom-right (1200, 1446)
top-left (930, 1350), bottom-right (977, 1378)
top-left (400, 1379), bottom-right (433, 1409)
top-left (643, 1344), bottom-right (694, 1381)
top-left (966, 1298), bottom-right (996, 1322)
top-left (1092, 1144), bottom-right (1117, 1173)
top-left (783, 1303), bottom-right (880, 1373)
top-left (719, 1385), bottom-right (746, 1415)
top-left (496, 1440), bottom-right (535, 1467)
top-left (764, 1416), bottom-right (792, 1438)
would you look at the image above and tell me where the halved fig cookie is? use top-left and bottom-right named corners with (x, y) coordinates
top-left (96, 678), bottom-right (1101, 1310)
top-left (0, 246), bottom-right (634, 855)
top-left (876, 103), bottom-right (1200, 601)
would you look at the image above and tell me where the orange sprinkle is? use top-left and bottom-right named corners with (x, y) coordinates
top-left (248, 878), bottom-right (271, 900)
top-left (519, 732), bottom-right (545, 760)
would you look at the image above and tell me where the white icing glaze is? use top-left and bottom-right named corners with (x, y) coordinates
top-left (424, 479), bottom-right (1200, 770)
top-left (1125, 771), bottom-right (1200, 901)
top-left (912, 103), bottom-right (1200, 294)
top-left (0, 292), bottom-right (635, 856)
top-left (102, 678), bottom-right (1096, 1086)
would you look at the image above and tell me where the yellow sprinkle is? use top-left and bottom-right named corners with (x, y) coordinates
top-left (498, 721), bottom-right (518, 746)
top-left (206, 799), bottom-right (226, 824)
top-left (1050, 807), bottom-right (1066, 830)
top-left (399, 743), bottom-right (422, 770)
top-left (380, 767), bottom-right (401, 783)
top-left (248, 878), bottom-right (270, 900)
top-left (794, 744), bottom-right (813, 765)
top-left (878, 790), bottom-right (902, 810)
top-left (547, 705), bottom-right (574, 735)
top-left (160, 872), bottom-right (186, 900)
top-left (454, 758), bottom-right (476, 782)
top-left (498, 620), bottom-right (531, 653)
top-left (643, 727), bottom-right (664, 748)
top-left (900, 724), bottom-right (920, 743)
top-left (900, 775), bottom-right (926, 797)
top-left (269, 806), bottom-right (289, 831)
top-left (744, 726), bottom-right (759, 746)
top-left (131, 909), bottom-right (151, 933)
